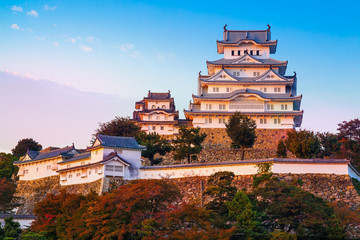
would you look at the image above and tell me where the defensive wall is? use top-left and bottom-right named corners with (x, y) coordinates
top-left (15, 158), bottom-right (360, 214)
top-left (161, 128), bottom-right (294, 164)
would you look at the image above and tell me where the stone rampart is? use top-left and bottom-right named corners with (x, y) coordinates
top-left (169, 173), bottom-right (360, 210)
top-left (15, 176), bottom-right (103, 214)
top-left (160, 128), bottom-right (295, 165)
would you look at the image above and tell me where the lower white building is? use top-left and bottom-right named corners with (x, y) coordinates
top-left (57, 135), bottom-right (145, 186)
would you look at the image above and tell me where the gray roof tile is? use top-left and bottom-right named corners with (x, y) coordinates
top-left (96, 135), bottom-right (146, 150)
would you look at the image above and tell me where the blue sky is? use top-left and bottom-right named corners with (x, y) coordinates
top-left (1, 0), bottom-right (360, 152)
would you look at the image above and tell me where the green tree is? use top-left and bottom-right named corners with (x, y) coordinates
top-left (136, 132), bottom-right (171, 165)
top-left (285, 129), bottom-right (321, 158)
top-left (11, 138), bottom-right (42, 159)
top-left (317, 132), bottom-right (341, 158)
top-left (21, 231), bottom-right (47, 240)
top-left (276, 139), bottom-right (287, 158)
top-left (93, 116), bottom-right (140, 141)
top-left (204, 171), bottom-right (237, 216)
top-left (0, 153), bottom-right (18, 180)
top-left (3, 216), bottom-right (22, 239)
top-left (225, 112), bottom-right (257, 160)
top-left (172, 126), bottom-right (207, 164)
top-left (226, 191), bottom-right (265, 239)
top-left (254, 178), bottom-right (346, 239)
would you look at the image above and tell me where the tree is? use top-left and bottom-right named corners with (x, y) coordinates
top-left (0, 178), bottom-right (19, 213)
top-left (172, 126), bottom-right (207, 164)
top-left (136, 132), bottom-right (171, 165)
top-left (254, 178), bottom-right (346, 239)
top-left (93, 116), bottom-right (140, 140)
top-left (204, 171), bottom-right (237, 216)
top-left (0, 153), bottom-right (18, 180)
top-left (276, 139), bottom-right (287, 158)
top-left (317, 132), bottom-right (341, 158)
top-left (285, 129), bottom-right (321, 158)
top-left (338, 118), bottom-right (360, 143)
top-left (2, 216), bottom-right (22, 239)
top-left (225, 112), bottom-right (257, 160)
top-left (226, 191), bottom-right (266, 239)
top-left (11, 138), bottom-right (42, 159)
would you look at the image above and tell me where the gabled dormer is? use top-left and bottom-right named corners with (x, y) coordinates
top-left (254, 69), bottom-right (294, 82)
top-left (200, 69), bottom-right (237, 82)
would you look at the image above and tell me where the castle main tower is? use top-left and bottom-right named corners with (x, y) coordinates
top-left (184, 25), bottom-right (303, 129)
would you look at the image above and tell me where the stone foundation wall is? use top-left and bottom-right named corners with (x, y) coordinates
top-left (168, 173), bottom-right (360, 210)
top-left (15, 176), bottom-right (103, 214)
top-left (159, 128), bottom-right (295, 165)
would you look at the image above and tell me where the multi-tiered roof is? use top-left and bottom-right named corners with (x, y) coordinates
top-left (185, 25), bottom-right (303, 129)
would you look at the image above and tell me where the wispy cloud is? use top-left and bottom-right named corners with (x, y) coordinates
top-left (35, 36), bottom-right (45, 42)
top-left (11, 24), bottom-right (20, 30)
top-left (27, 28), bottom-right (34, 33)
top-left (66, 37), bottom-right (77, 43)
top-left (116, 43), bottom-right (134, 52)
top-left (11, 6), bottom-right (23, 12)
top-left (44, 5), bottom-right (57, 11)
top-left (27, 10), bottom-right (39, 17)
top-left (156, 52), bottom-right (176, 60)
top-left (79, 45), bottom-right (93, 52)
top-left (86, 36), bottom-right (100, 43)
top-left (114, 43), bottom-right (145, 59)
top-left (53, 42), bottom-right (59, 47)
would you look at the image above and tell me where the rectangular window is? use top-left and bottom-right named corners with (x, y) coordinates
top-left (205, 118), bottom-right (208, 124)
top-left (36, 168), bottom-right (39, 172)
top-left (219, 104), bottom-right (226, 110)
top-left (231, 50), bottom-right (234, 56)
top-left (264, 88), bottom-right (267, 92)
top-left (264, 119), bottom-right (267, 124)
top-left (281, 104), bottom-right (284, 110)
top-left (160, 126), bottom-right (164, 130)
top-left (267, 104), bottom-right (274, 110)
top-left (105, 165), bottom-right (114, 171)
top-left (278, 118), bottom-right (281, 124)
top-left (156, 116), bottom-right (160, 120)
top-left (209, 104), bottom-right (212, 110)
top-left (219, 118), bottom-right (222, 124)
top-left (238, 50), bottom-right (241, 55)
top-left (152, 126), bottom-right (156, 130)
top-left (223, 118), bottom-right (226, 123)
top-left (209, 118), bottom-right (212, 124)
top-left (148, 116), bottom-right (152, 120)
top-left (165, 116), bottom-right (168, 120)
top-left (271, 105), bottom-right (274, 110)
top-left (274, 87), bottom-right (281, 92)
top-left (89, 170), bottom-right (91, 175)
top-left (226, 87), bottom-right (230, 92)
top-left (274, 119), bottom-right (277, 124)
top-left (115, 166), bottom-right (123, 172)
top-left (285, 105), bottom-right (287, 110)
top-left (76, 173), bottom-right (81, 177)
top-left (257, 50), bottom-right (260, 55)
top-left (68, 174), bottom-right (72, 178)
top-left (47, 165), bottom-right (51, 170)
top-left (213, 87), bottom-right (219, 92)
top-left (260, 119), bottom-right (263, 124)
top-left (250, 50), bottom-right (253, 55)
top-left (24, 169), bottom-right (29, 175)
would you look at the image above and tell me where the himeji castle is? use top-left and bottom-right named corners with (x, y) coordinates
top-left (184, 25), bottom-right (303, 129)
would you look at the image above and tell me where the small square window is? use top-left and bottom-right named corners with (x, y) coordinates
top-left (160, 126), bottom-right (164, 130)
top-left (152, 126), bottom-right (156, 130)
